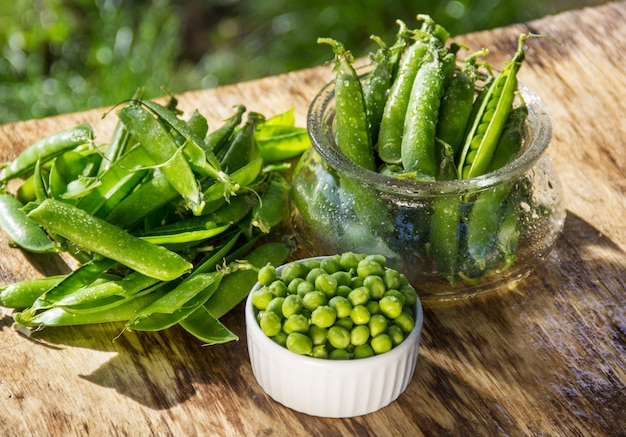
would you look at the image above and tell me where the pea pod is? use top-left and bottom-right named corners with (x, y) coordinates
top-left (118, 104), bottom-right (204, 215)
top-left (206, 104), bottom-right (246, 156)
top-left (318, 37), bottom-right (375, 171)
top-left (376, 17), bottom-right (436, 165)
top-left (205, 241), bottom-right (293, 319)
top-left (0, 123), bottom-right (93, 183)
top-left (400, 43), bottom-right (445, 180)
top-left (487, 99), bottom-right (528, 172)
top-left (220, 112), bottom-right (264, 173)
top-left (251, 172), bottom-right (290, 234)
top-left (126, 271), bottom-right (223, 331)
top-left (179, 305), bottom-right (238, 344)
top-left (0, 275), bottom-right (64, 309)
top-left (0, 193), bottom-right (56, 253)
top-left (27, 199), bottom-right (192, 281)
top-left (457, 33), bottom-right (531, 179)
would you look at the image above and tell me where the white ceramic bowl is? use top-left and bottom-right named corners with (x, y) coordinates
top-left (245, 256), bottom-right (424, 418)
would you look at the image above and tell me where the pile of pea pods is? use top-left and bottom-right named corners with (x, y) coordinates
top-left (317, 14), bottom-right (548, 283)
top-left (0, 96), bottom-right (310, 344)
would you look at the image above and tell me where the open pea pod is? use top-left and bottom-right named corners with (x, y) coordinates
top-left (48, 149), bottom-right (102, 201)
top-left (179, 305), bottom-right (238, 344)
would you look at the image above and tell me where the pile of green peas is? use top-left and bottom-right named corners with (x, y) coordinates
top-left (251, 253), bottom-right (418, 360)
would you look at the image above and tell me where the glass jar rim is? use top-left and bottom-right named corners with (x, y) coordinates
top-left (306, 78), bottom-right (552, 196)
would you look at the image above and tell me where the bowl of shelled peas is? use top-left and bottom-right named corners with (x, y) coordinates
top-left (290, 15), bottom-right (566, 301)
top-left (245, 253), bottom-right (423, 418)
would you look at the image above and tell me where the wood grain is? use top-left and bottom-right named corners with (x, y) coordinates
top-left (1, 3), bottom-right (625, 436)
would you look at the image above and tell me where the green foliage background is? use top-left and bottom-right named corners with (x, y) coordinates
top-left (0, 0), bottom-right (606, 124)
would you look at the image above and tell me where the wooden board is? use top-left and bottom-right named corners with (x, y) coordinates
top-left (1, 2), bottom-right (624, 436)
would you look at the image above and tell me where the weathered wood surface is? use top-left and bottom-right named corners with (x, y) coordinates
top-left (1, 3), bottom-right (625, 436)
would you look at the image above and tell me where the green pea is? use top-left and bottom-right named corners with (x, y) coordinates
top-left (328, 325), bottom-right (351, 349)
top-left (357, 258), bottom-right (385, 278)
top-left (369, 314), bottom-right (388, 337)
top-left (365, 254), bottom-right (387, 267)
top-left (308, 325), bottom-right (328, 345)
top-left (283, 314), bottom-right (309, 334)
top-left (353, 344), bottom-right (375, 359)
top-left (259, 311), bottom-right (282, 337)
top-left (387, 324), bottom-right (405, 346)
top-left (280, 262), bottom-right (308, 283)
top-left (268, 280), bottom-right (288, 297)
top-left (350, 305), bottom-right (371, 325)
top-left (334, 317), bottom-right (354, 331)
top-left (282, 294), bottom-right (304, 318)
top-left (286, 332), bottom-right (313, 355)
top-left (384, 289), bottom-right (405, 306)
top-left (257, 263), bottom-right (276, 286)
top-left (315, 273), bottom-right (338, 297)
top-left (305, 267), bottom-right (326, 284)
top-left (302, 290), bottom-right (327, 311)
top-left (287, 277), bottom-right (305, 294)
top-left (329, 348), bottom-right (352, 360)
top-left (366, 300), bottom-right (380, 315)
top-left (383, 269), bottom-right (402, 290)
top-left (311, 344), bottom-right (329, 358)
top-left (400, 285), bottom-right (418, 306)
top-left (350, 276), bottom-right (364, 289)
top-left (348, 286), bottom-right (370, 307)
top-left (296, 280), bottom-right (315, 297)
top-left (394, 311), bottom-right (415, 334)
top-left (320, 256), bottom-right (342, 274)
top-left (335, 285), bottom-right (352, 298)
top-left (363, 275), bottom-right (386, 299)
top-left (272, 331), bottom-right (288, 347)
top-left (328, 295), bottom-right (352, 318)
top-left (311, 305), bottom-right (337, 328)
top-left (331, 271), bottom-right (352, 287)
top-left (371, 333), bottom-right (393, 354)
top-left (350, 324), bottom-right (370, 346)
top-left (299, 258), bottom-right (321, 271)
top-left (251, 287), bottom-right (273, 310)
top-left (339, 252), bottom-right (362, 271)
top-left (379, 295), bottom-right (403, 319)
top-left (266, 297), bottom-right (285, 318)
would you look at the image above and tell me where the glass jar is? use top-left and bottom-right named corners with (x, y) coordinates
top-left (290, 79), bottom-right (565, 301)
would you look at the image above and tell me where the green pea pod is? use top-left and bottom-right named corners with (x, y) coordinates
top-left (48, 150), bottom-right (102, 201)
top-left (436, 50), bottom-right (487, 158)
top-left (363, 28), bottom-right (406, 145)
top-left (76, 145), bottom-right (153, 217)
top-left (487, 100), bottom-right (528, 172)
top-left (28, 199), bottom-right (192, 281)
top-left (202, 157), bottom-right (263, 212)
top-left (179, 305), bottom-right (238, 344)
top-left (465, 183), bottom-right (512, 270)
top-left (318, 37), bottom-right (375, 171)
top-left (0, 193), bottom-right (56, 253)
top-left (429, 194), bottom-right (462, 281)
top-left (14, 288), bottom-right (168, 327)
top-left (0, 123), bottom-right (94, 183)
top-left (251, 173), bottom-right (289, 234)
top-left (495, 199), bottom-right (521, 273)
top-left (0, 275), bottom-right (64, 309)
top-left (118, 104), bottom-right (204, 215)
top-left (188, 230), bottom-right (243, 278)
top-left (220, 112), bottom-right (264, 173)
top-left (126, 271), bottom-right (223, 331)
top-left (29, 258), bottom-right (117, 310)
top-left (376, 33), bottom-right (430, 165)
top-left (104, 171), bottom-right (178, 229)
top-left (401, 45), bottom-right (445, 180)
top-left (254, 124), bottom-right (310, 163)
top-left (457, 33), bottom-right (531, 179)
top-left (187, 109), bottom-right (209, 140)
top-left (139, 223), bottom-right (231, 245)
top-left (205, 241), bottom-right (293, 319)
top-left (206, 104), bottom-right (246, 156)
top-left (51, 271), bottom-right (160, 312)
